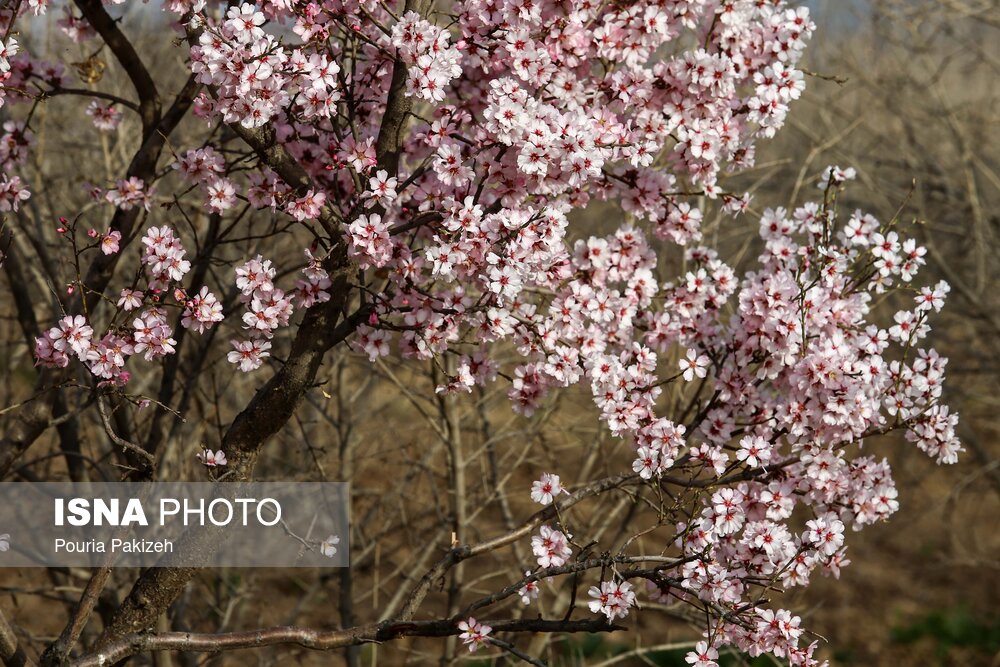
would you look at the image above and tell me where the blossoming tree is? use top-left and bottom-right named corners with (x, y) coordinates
top-left (0, 0), bottom-right (963, 665)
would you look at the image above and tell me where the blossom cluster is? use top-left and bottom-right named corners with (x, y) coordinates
top-left (531, 525), bottom-right (571, 568)
top-left (509, 178), bottom-right (959, 665)
top-left (6, 1), bottom-right (964, 664)
top-left (190, 4), bottom-right (342, 128)
top-left (588, 580), bottom-right (636, 621)
top-left (34, 225), bottom-right (223, 383)
top-left (228, 255), bottom-right (289, 371)
top-left (390, 11), bottom-right (463, 102)
top-left (457, 617), bottom-right (491, 652)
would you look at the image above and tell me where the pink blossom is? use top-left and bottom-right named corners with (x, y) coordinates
top-left (0, 37), bottom-right (18, 73)
top-left (206, 178), bottom-right (237, 212)
top-left (85, 101), bottom-right (122, 131)
top-left (679, 349), bottom-right (710, 381)
top-left (47, 314), bottom-right (93, 359)
top-left (118, 289), bottom-right (143, 311)
top-left (105, 177), bottom-right (153, 211)
top-left (518, 572), bottom-right (539, 605)
top-left (457, 617), bottom-right (491, 652)
top-left (0, 175), bottom-right (30, 212)
top-left (347, 214), bottom-right (392, 269)
top-left (181, 286), bottom-right (224, 334)
top-left (132, 311), bottom-right (177, 361)
top-left (736, 435), bottom-right (772, 468)
top-left (685, 642), bottom-right (719, 667)
top-left (100, 230), bottom-right (122, 255)
top-left (588, 580), bottom-right (636, 620)
top-left (228, 338), bottom-right (271, 372)
top-left (197, 449), bottom-right (227, 467)
top-left (530, 473), bottom-right (563, 505)
top-left (531, 525), bottom-right (572, 568)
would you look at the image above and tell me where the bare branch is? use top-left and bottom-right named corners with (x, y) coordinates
top-left (0, 607), bottom-right (33, 667)
top-left (71, 617), bottom-right (623, 667)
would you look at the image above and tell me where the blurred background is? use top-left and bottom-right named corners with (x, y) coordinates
top-left (1, 0), bottom-right (998, 665)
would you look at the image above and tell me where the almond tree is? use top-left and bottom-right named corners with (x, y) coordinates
top-left (0, 1), bottom-right (961, 666)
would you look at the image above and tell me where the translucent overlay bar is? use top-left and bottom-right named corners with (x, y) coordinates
top-left (0, 482), bottom-right (349, 567)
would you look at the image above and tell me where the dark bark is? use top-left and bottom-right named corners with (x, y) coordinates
top-left (73, 618), bottom-right (624, 667)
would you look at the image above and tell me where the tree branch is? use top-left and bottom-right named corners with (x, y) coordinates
top-left (71, 618), bottom-right (623, 667)
top-left (73, 0), bottom-right (160, 134)
top-left (38, 567), bottom-right (113, 667)
top-left (0, 607), bottom-right (32, 667)
top-left (96, 396), bottom-right (154, 468)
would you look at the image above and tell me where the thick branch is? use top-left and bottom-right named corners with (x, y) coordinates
top-left (91, 246), bottom-right (357, 647)
top-left (38, 568), bottom-right (112, 667)
top-left (73, 0), bottom-right (160, 133)
top-left (375, 0), bottom-right (433, 175)
top-left (80, 72), bottom-right (201, 313)
top-left (224, 123), bottom-right (340, 235)
top-left (0, 608), bottom-right (32, 667)
top-left (72, 618), bottom-right (622, 667)
top-left (0, 371), bottom-right (62, 480)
